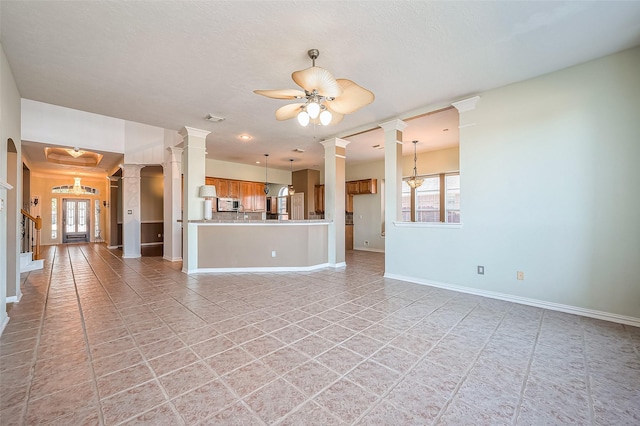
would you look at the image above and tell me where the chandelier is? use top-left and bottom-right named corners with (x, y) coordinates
top-left (71, 177), bottom-right (85, 194)
top-left (406, 141), bottom-right (424, 189)
top-left (288, 159), bottom-right (296, 195)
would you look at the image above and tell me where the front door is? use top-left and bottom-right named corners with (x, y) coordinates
top-left (62, 198), bottom-right (90, 243)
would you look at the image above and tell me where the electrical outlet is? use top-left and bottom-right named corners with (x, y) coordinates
top-left (477, 266), bottom-right (484, 275)
top-left (517, 271), bottom-right (525, 280)
top-left (364, 240), bottom-right (369, 246)
top-left (271, 250), bottom-right (276, 258)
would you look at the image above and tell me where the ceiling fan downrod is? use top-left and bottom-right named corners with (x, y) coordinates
top-left (308, 49), bottom-right (319, 67)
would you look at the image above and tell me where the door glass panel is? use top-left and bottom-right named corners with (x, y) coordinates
top-left (66, 201), bottom-right (76, 233)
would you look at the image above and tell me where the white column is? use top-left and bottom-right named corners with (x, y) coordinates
top-left (321, 138), bottom-right (349, 267)
top-left (180, 126), bottom-right (210, 273)
top-left (380, 119), bottom-right (408, 238)
top-left (121, 164), bottom-right (144, 258)
top-left (163, 146), bottom-right (183, 262)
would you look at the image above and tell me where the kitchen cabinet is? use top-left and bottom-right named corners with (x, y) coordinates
top-left (358, 179), bottom-right (377, 194)
top-left (346, 179), bottom-right (377, 195)
top-left (346, 194), bottom-right (354, 213)
top-left (228, 180), bottom-right (240, 198)
top-left (240, 181), bottom-right (254, 211)
top-left (314, 185), bottom-right (324, 213)
top-left (253, 183), bottom-right (266, 211)
top-left (346, 181), bottom-right (359, 195)
top-left (345, 225), bottom-right (353, 250)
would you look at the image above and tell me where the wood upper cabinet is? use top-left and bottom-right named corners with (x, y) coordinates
top-left (346, 179), bottom-right (377, 195)
top-left (240, 181), bottom-right (254, 211)
top-left (253, 183), bottom-right (266, 212)
top-left (358, 179), bottom-right (377, 194)
top-left (208, 178), bottom-right (227, 198)
top-left (228, 180), bottom-right (240, 198)
top-left (346, 194), bottom-right (354, 213)
top-left (346, 181), bottom-right (359, 195)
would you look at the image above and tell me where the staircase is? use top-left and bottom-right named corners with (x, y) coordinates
top-left (20, 209), bottom-right (44, 273)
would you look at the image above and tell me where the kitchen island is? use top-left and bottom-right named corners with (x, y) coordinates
top-left (185, 219), bottom-right (331, 273)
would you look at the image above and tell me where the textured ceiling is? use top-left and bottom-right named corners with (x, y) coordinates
top-left (2, 1), bottom-right (639, 172)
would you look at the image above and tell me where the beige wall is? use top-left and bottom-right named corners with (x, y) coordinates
top-left (30, 172), bottom-right (109, 245)
top-left (198, 223), bottom-right (328, 269)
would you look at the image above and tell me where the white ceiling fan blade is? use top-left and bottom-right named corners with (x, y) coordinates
top-left (292, 66), bottom-right (342, 98)
top-left (325, 79), bottom-right (375, 115)
top-left (275, 103), bottom-right (305, 121)
top-left (253, 89), bottom-right (306, 99)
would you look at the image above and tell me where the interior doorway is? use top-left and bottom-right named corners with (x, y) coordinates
top-left (62, 198), bottom-right (90, 243)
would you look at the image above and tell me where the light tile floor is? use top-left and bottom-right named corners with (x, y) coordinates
top-left (1, 244), bottom-right (639, 425)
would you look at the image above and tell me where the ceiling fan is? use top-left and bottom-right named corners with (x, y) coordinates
top-left (254, 49), bottom-right (375, 126)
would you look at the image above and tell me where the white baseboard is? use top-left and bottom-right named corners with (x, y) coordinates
top-left (189, 263), bottom-right (333, 274)
top-left (6, 293), bottom-right (22, 303)
top-left (384, 273), bottom-right (640, 328)
top-left (163, 256), bottom-right (182, 262)
top-left (0, 315), bottom-right (9, 336)
top-left (354, 247), bottom-right (385, 253)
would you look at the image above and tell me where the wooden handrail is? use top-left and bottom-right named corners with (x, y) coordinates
top-left (21, 209), bottom-right (42, 230)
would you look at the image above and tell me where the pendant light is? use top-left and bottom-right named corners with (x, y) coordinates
top-left (263, 154), bottom-right (270, 194)
top-left (288, 159), bottom-right (296, 196)
top-left (406, 140), bottom-right (424, 189)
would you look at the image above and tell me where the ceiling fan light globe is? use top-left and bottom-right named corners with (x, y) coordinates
top-left (306, 101), bottom-right (320, 119)
top-left (297, 111), bottom-right (310, 126)
top-left (320, 110), bottom-right (332, 126)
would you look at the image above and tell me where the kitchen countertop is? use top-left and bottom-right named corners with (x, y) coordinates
top-left (186, 219), bottom-right (331, 225)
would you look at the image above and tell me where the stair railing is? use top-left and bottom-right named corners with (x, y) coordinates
top-left (21, 209), bottom-right (42, 260)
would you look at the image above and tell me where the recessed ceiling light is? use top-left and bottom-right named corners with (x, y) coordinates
top-left (239, 134), bottom-right (252, 140)
top-left (443, 128), bottom-right (449, 132)
top-left (372, 144), bottom-right (380, 148)
top-left (256, 161), bottom-right (260, 164)
top-left (293, 148), bottom-right (305, 153)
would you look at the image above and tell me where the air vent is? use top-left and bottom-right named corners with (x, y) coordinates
top-left (205, 114), bottom-right (225, 122)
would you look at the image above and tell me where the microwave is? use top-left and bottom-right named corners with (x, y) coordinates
top-left (217, 198), bottom-right (239, 212)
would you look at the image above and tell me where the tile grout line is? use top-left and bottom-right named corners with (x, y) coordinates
top-left (66, 245), bottom-right (107, 425)
top-left (19, 245), bottom-right (57, 425)
top-left (510, 308), bottom-right (545, 425)
top-left (580, 317), bottom-right (596, 425)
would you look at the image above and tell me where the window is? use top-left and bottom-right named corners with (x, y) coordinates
top-left (445, 174), bottom-right (460, 223)
top-left (415, 176), bottom-right (440, 222)
top-left (403, 172), bottom-right (460, 223)
top-left (51, 198), bottom-right (57, 239)
top-left (401, 181), bottom-right (411, 221)
top-left (94, 200), bottom-right (101, 240)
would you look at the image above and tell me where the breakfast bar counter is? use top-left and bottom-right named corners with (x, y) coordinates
top-left (185, 220), bottom-right (331, 273)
